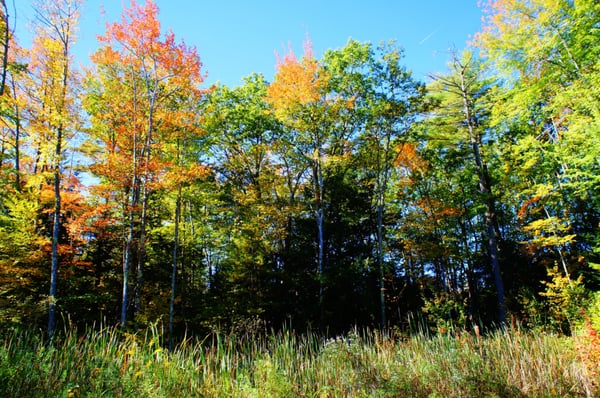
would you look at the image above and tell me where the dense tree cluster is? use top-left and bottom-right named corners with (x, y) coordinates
top-left (0, 0), bottom-right (598, 339)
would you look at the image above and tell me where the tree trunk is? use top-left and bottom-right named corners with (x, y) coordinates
top-left (122, 134), bottom-right (139, 328)
top-left (12, 80), bottom-right (20, 190)
top-left (122, 209), bottom-right (132, 327)
top-left (314, 158), bottom-right (325, 327)
top-left (169, 185), bottom-right (182, 351)
top-left (376, 202), bottom-right (386, 328)
top-left (0, 0), bottom-right (9, 96)
top-left (376, 131), bottom-right (393, 330)
top-left (48, 127), bottom-right (62, 341)
top-left (134, 187), bottom-right (148, 322)
top-left (133, 78), bottom-right (157, 323)
top-left (48, 13), bottom-right (73, 339)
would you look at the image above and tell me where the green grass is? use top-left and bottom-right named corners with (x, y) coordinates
top-left (0, 325), bottom-right (597, 397)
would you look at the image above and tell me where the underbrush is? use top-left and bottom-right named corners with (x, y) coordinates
top-left (0, 324), bottom-right (597, 397)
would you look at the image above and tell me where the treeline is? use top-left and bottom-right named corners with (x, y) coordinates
top-left (0, 0), bottom-right (598, 339)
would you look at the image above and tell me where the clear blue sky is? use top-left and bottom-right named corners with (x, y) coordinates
top-left (15, 0), bottom-right (484, 87)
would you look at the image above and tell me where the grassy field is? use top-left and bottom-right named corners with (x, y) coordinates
top-left (1, 324), bottom-right (598, 397)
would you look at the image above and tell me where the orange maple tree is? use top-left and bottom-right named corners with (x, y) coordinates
top-left (85, 0), bottom-right (206, 328)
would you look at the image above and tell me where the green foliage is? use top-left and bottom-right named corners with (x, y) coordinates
top-left (541, 266), bottom-right (589, 333)
top-left (0, 189), bottom-right (49, 329)
top-left (422, 291), bottom-right (468, 333)
top-left (588, 290), bottom-right (600, 332)
top-left (0, 191), bottom-right (47, 262)
top-left (477, 0), bottom-right (600, 279)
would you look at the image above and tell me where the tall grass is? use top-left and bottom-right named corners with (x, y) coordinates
top-left (0, 324), bottom-right (597, 397)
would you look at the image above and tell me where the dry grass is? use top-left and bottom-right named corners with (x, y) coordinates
top-left (0, 325), bottom-right (597, 397)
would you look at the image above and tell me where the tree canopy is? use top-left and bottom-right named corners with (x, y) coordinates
top-left (1, 0), bottom-right (598, 337)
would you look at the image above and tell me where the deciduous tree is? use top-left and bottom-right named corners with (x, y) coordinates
top-left (85, 0), bottom-right (205, 328)
top-left (476, 0), bottom-right (600, 297)
top-left (266, 38), bottom-right (336, 322)
top-left (27, 0), bottom-right (82, 340)
top-left (324, 39), bottom-right (428, 327)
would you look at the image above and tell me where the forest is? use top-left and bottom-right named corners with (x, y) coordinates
top-left (0, 0), bottom-right (599, 345)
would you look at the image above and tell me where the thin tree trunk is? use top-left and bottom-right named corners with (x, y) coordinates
top-left (12, 77), bottom-right (20, 189)
top-left (122, 107), bottom-right (139, 327)
top-left (48, 126), bottom-right (62, 341)
top-left (376, 131), bottom-right (393, 330)
top-left (48, 16), bottom-right (72, 340)
top-left (0, 130), bottom-right (4, 166)
top-left (169, 185), bottom-right (182, 352)
top-left (317, 206), bottom-right (324, 306)
top-left (121, 205), bottom-right (135, 328)
top-left (459, 197), bottom-right (478, 323)
top-left (314, 158), bottom-right (325, 327)
top-left (376, 202), bottom-right (385, 328)
top-left (0, 0), bottom-right (9, 96)
top-left (134, 187), bottom-right (148, 321)
top-left (133, 72), bottom-right (157, 322)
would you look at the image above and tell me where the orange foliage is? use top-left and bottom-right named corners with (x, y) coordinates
top-left (266, 36), bottom-right (329, 118)
top-left (88, 0), bottom-right (207, 197)
top-left (416, 198), bottom-right (461, 219)
top-left (517, 194), bottom-right (540, 220)
top-left (93, 0), bottom-right (204, 88)
top-left (163, 163), bottom-right (210, 188)
top-left (395, 142), bottom-right (428, 173)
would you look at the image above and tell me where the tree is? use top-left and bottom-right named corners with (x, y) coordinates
top-left (202, 74), bottom-right (289, 326)
top-left (161, 94), bottom-right (207, 349)
top-left (26, 0), bottom-right (82, 340)
top-left (85, 0), bottom-right (205, 328)
top-left (324, 39), bottom-right (428, 328)
top-left (0, 190), bottom-right (49, 329)
top-left (476, 0), bottom-right (600, 298)
top-left (0, 3), bottom-right (87, 333)
top-left (429, 51), bottom-right (506, 325)
top-left (265, 38), bottom-right (338, 323)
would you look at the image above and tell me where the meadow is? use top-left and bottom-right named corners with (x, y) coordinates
top-left (1, 324), bottom-right (598, 397)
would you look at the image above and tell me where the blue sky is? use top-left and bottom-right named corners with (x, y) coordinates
top-left (15, 0), bottom-right (484, 87)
